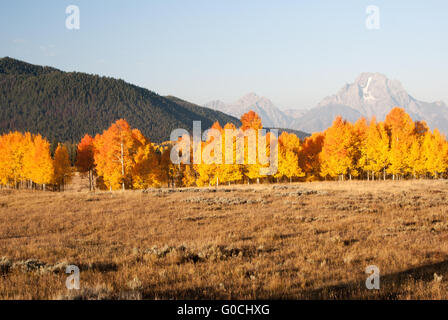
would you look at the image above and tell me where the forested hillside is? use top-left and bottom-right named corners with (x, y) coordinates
top-left (0, 57), bottom-right (241, 143)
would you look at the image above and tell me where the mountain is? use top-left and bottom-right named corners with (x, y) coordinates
top-left (0, 57), bottom-right (240, 143)
top-left (205, 93), bottom-right (292, 129)
top-left (283, 109), bottom-right (307, 120)
top-left (290, 105), bottom-right (363, 134)
top-left (294, 72), bottom-right (448, 134)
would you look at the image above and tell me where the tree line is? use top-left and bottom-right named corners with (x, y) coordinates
top-left (1, 107), bottom-right (447, 191)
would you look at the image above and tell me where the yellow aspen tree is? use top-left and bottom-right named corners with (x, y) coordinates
top-left (132, 142), bottom-right (160, 188)
top-left (423, 129), bottom-right (448, 178)
top-left (182, 165), bottom-right (197, 187)
top-left (275, 132), bottom-right (304, 183)
top-left (25, 134), bottom-right (54, 190)
top-left (407, 121), bottom-right (428, 178)
top-left (198, 122), bottom-right (221, 186)
top-left (360, 118), bottom-right (390, 180)
top-left (159, 144), bottom-right (180, 187)
top-left (320, 116), bottom-right (353, 180)
top-left (351, 118), bottom-right (368, 179)
top-left (219, 123), bottom-right (243, 185)
top-left (408, 137), bottom-right (426, 178)
top-left (0, 132), bottom-right (29, 188)
top-left (385, 107), bottom-right (415, 179)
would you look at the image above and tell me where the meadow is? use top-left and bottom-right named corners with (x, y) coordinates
top-left (1, 178), bottom-right (448, 299)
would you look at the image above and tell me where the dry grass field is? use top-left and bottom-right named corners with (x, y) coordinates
top-left (1, 177), bottom-right (448, 300)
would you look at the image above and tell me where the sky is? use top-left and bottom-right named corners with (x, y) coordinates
top-left (1, 0), bottom-right (448, 110)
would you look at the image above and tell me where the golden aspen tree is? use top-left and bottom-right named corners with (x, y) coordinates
top-left (132, 142), bottom-right (160, 188)
top-left (351, 118), bottom-right (368, 178)
top-left (275, 132), bottom-right (304, 182)
top-left (0, 132), bottom-right (29, 188)
top-left (197, 122), bottom-right (221, 186)
top-left (219, 123), bottom-right (243, 185)
top-left (0, 134), bottom-right (7, 186)
top-left (25, 134), bottom-right (54, 190)
top-left (320, 116), bottom-right (354, 180)
top-left (423, 129), bottom-right (448, 178)
top-left (385, 107), bottom-right (415, 179)
top-left (20, 132), bottom-right (34, 189)
top-left (159, 144), bottom-right (180, 187)
top-left (182, 165), bottom-right (197, 187)
top-left (360, 118), bottom-right (390, 180)
top-left (407, 121), bottom-right (428, 178)
top-left (53, 144), bottom-right (72, 191)
top-left (408, 137), bottom-right (426, 178)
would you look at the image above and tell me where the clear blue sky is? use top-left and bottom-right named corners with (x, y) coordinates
top-left (1, 0), bottom-right (447, 109)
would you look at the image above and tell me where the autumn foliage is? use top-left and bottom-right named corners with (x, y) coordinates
top-left (0, 132), bottom-right (67, 190)
top-left (2, 107), bottom-right (448, 191)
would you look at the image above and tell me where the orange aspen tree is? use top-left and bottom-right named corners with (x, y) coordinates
top-left (93, 119), bottom-right (141, 191)
top-left (240, 111), bottom-right (263, 184)
top-left (53, 144), bottom-right (72, 191)
top-left (76, 134), bottom-right (95, 190)
top-left (299, 132), bottom-right (324, 180)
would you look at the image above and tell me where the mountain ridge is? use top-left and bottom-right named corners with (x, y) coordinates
top-left (204, 92), bottom-right (293, 129)
top-left (303, 72), bottom-right (448, 133)
top-left (206, 73), bottom-right (448, 135)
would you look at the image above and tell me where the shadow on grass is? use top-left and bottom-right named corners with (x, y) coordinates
top-left (302, 258), bottom-right (448, 299)
top-left (139, 259), bottom-right (448, 300)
